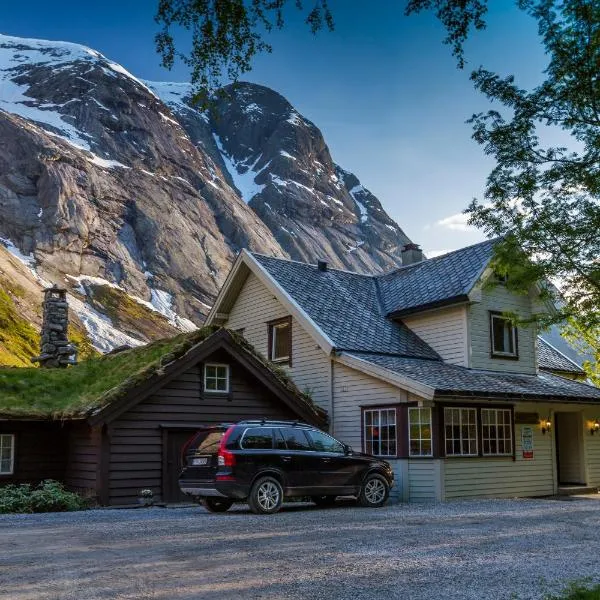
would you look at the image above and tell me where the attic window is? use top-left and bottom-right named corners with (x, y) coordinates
top-left (0, 434), bottom-right (15, 475)
top-left (204, 364), bottom-right (230, 393)
top-left (490, 313), bottom-right (518, 359)
top-left (268, 317), bottom-right (292, 365)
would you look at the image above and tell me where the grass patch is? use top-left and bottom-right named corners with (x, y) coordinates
top-left (546, 581), bottom-right (600, 599)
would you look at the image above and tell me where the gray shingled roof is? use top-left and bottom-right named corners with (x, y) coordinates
top-left (377, 238), bottom-right (497, 316)
top-left (344, 352), bottom-right (600, 401)
top-left (252, 254), bottom-right (439, 359)
top-left (538, 337), bottom-right (584, 375)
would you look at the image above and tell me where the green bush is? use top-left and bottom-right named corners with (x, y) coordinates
top-left (546, 581), bottom-right (600, 600)
top-left (0, 480), bottom-right (87, 514)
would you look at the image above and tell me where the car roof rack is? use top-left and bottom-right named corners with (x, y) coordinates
top-left (237, 419), bottom-right (311, 428)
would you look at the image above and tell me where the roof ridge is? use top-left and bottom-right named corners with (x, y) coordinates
top-left (378, 237), bottom-right (500, 278)
top-left (250, 251), bottom-right (378, 278)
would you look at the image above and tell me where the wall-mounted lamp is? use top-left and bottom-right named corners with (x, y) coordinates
top-left (591, 420), bottom-right (600, 436)
top-left (541, 418), bottom-right (552, 435)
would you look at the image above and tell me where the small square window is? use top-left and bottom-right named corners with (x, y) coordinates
top-left (268, 318), bottom-right (291, 364)
top-left (490, 313), bottom-right (518, 358)
top-left (0, 434), bottom-right (15, 475)
top-left (204, 364), bottom-right (229, 393)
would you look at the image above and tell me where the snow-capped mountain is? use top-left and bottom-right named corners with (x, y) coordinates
top-left (0, 34), bottom-right (413, 358)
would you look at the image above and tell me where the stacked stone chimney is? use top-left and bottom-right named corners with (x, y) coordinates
top-left (32, 286), bottom-right (78, 368)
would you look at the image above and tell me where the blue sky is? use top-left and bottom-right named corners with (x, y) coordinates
top-left (2, 1), bottom-right (548, 255)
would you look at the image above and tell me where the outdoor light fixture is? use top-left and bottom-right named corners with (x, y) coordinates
top-left (541, 418), bottom-right (552, 435)
top-left (591, 420), bottom-right (600, 436)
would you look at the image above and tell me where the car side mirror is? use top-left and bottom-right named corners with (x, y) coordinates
top-left (344, 444), bottom-right (353, 455)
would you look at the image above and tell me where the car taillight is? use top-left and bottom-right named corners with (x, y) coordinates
top-left (217, 425), bottom-right (236, 467)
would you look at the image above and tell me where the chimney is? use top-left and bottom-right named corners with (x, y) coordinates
top-left (32, 285), bottom-right (78, 368)
top-left (317, 260), bottom-right (328, 272)
top-left (401, 243), bottom-right (424, 266)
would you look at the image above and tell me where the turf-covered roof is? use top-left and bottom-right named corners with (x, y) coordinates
top-left (0, 327), bottom-right (326, 424)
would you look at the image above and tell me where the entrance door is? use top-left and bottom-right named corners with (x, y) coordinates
top-left (164, 429), bottom-right (198, 503)
top-left (555, 412), bottom-right (586, 486)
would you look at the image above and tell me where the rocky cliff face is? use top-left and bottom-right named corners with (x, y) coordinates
top-left (0, 34), bottom-right (413, 358)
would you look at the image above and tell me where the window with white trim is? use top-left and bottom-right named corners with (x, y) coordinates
top-left (408, 407), bottom-right (433, 457)
top-left (444, 407), bottom-right (478, 456)
top-left (363, 408), bottom-right (397, 457)
top-left (269, 318), bottom-right (291, 363)
top-left (490, 313), bottom-right (518, 358)
top-left (0, 434), bottom-right (14, 475)
top-left (204, 364), bottom-right (230, 393)
top-left (481, 409), bottom-right (513, 456)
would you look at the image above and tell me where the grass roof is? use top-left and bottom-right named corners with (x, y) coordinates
top-left (0, 326), bottom-right (327, 424)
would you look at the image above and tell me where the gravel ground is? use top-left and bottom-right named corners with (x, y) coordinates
top-left (1, 497), bottom-right (600, 600)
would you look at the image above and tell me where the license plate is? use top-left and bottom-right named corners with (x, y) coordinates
top-left (192, 457), bottom-right (208, 466)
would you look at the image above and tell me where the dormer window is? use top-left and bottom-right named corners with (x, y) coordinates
top-left (490, 312), bottom-right (518, 359)
top-left (268, 317), bottom-right (292, 364)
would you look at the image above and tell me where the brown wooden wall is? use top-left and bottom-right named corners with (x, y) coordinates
top-left (64, 423), bottom-right (101, 499)
top-left (0, 421), bottom-right (68, 486)
top-left (106, 348), bottom-right (300, 505)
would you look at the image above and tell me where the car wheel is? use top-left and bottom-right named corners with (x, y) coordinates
top-left (311, 495), bottom-right (337, 507)
top-left (248, 476), bottom-right (284, 514)
top-left (202, 498), bottom-right (234, 513)
top-left (358, 474), bottom-right (389, 508)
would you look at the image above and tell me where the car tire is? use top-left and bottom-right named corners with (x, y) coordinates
top-left (202, 498), bottom-right (234, 513)
top-left (248, 476), bottom-right (284, 515)
top-left (311, 495), bottom-right (337, 507)
top-left (358, 473), bottom-right (389, 508)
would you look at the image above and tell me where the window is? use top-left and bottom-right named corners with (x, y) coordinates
top-left (268, 317), bottom-right (291, 363)
top-left (364, 408), bottom-right (397, 457)
top-left (307, 430), bottom-right (345, 454)
top-left (481, 409), bottom-right (513, 456)
top-left (241, 428), bottom-right (274, 450)
top-left (408, 408), bottom-right (432, 457)
top-left (0, 434), bottom-right (14, 475)
top-left (204, 364), bottom-right (229, 393)
top-left (280, 428), bottom-right (312, 451)
top-left (444, 407), bottom-right (478, 456)
top-left (490, 313), bottom-right (518, 358)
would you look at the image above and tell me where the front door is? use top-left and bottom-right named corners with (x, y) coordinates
top-left (555, 412), bottom-right (586, 486)
top-left (164, 429), bottom-right (198, 503)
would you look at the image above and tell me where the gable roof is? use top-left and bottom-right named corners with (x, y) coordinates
top-left (538, 337), bottom-right (585, 376)
top-left (376, 238), bottom-right (498, 317)
top-left (251, 253), bottom-right (440, 360)
top-left (0, 327), bottom-right (327, 426)
top-left (341, 352), bottom-right (600, 402)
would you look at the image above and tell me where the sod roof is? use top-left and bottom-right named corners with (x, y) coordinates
top-left (0, 327), bottom-right (326, 423)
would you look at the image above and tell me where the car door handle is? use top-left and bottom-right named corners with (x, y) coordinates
top-left (282, 456), bottom-right (291, 462)
top-left (322, 458), bottom-right (332, 463)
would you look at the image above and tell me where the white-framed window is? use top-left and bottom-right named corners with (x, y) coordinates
top-left (204, 364), bottom-right (230, 393)
top-left (408, 407), bottom-right (433, 457)
top-left (268, 318), bottom-right (291, 363)
top-left (363, 408), bottom-right (397, 457)
top-left (0, 434), bottom-right (15, 475)
top-left (481, 409), bottom-right (513, 456)
top-left (490, 313), bottom-right (518, 358)
top-left (444, 407), bottom-right (478, 456)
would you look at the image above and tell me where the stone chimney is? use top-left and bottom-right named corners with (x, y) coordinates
top-left (317, 260), bottom-right (328, 272)
top-left (32, 286), bottom-right (78, 368)
top-left (401, 243), bottom-right (424, 266)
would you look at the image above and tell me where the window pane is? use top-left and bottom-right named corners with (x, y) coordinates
top-left (409, 408), bottom-right (432, 457)
top-left (307, 430), bottom-right (344, 453)
top-left (272, 322), bottom-right (291, 360)
top-left (242, 428), bottom-right (274, 450)
top-left (481, 409), bottom-right (512, 456)
top-left (364, 409), bottom-right (396, 456)
top-left (281, 428), bottom-right (312, 451)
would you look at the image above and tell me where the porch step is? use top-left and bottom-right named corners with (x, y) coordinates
top-left (558, 486), bottom-right (599, 496)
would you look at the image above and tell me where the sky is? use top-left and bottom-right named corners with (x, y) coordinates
top-left (1, 1), bottom-right (549, 256)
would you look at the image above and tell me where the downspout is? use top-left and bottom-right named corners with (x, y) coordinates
top-left (329, 357), bottom-right (335, 434)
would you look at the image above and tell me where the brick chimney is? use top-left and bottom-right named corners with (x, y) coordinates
top-left (401, 243), bottom-right (424, 266)
top-left (32, 286), bottom-right (78, 368)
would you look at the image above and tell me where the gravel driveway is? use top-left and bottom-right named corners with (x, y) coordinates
top-left (1, 497), bottom-right (600, 600)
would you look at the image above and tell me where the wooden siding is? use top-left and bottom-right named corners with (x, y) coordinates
top-left (64, 423), bottom-right (101, 497)
top-left (0, 421), bottom-right (67, 486)
top-left (408, 460), bottom-right (438, 502)
top-left (468, 283), bottom-right (537, 374)
top-left (106, 348), bottom-right (299, 505)
top-left (225, 272), bottom-right (331, 413)
top-left (583, 407), bottom-right (600, 487)
top-left (402, 306), bottom-right (468, 366)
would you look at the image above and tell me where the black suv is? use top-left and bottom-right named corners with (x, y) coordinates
top-left (178, 420), bottom-right (394, 514)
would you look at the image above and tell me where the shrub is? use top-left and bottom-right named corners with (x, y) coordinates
top-left (0, 480), bottom-right (87, 514)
